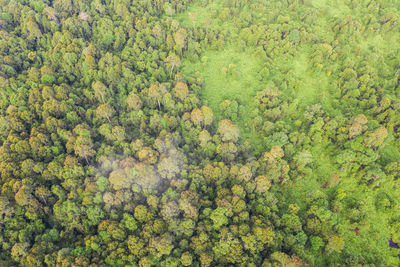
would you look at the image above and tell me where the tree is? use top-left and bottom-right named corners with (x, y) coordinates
top-left (148, 84), bottom-right (167, 110)
top-left (180, 251), bottom-right (193, 266)
top-left (15, 185), bottom-right (33, 207)
top-left (110, 126), bottom-right (125, 144)
top-left (93, 81), bottom-right (108, 104)
top-left (201, 106), bottom-right (214, 127)
top-left (216, 142), bottom-right (237, 161)
top-left (11, 243), bottom-right (29, 262)
top-left (348, 114), bottom-right (368, 138)
top-left (149, 233), bottom-right (174, 258)
top-left (134, 205), bottom-right (148, 223)
top-left (253, 226), bottom-right (275, 248)
top-left (96, 104), bottom-right (115, 122)
top-left (109, 169), bottom-right (129, 190)
top-left (255, 175), bottom-right (271, 193)
top-left (158, 151), bottom-right (183, 180)
top-left (220, 99), bottom-right (238, 121)
top-left (213, 233), bottom-right (244, 264)
top-left (237, 165), bottom-right (252, 183)
top-left (74, 141), bottom-right (95, 164)
top-left (127, 235), bottom-right (145, 257)
top-left (210, 207), bottom-right (229, 230)
top-left (325, 235), bottom-right (345, 254)
top-left (121, 213), bottom-right (138, 232)
top-left (161, 201), bottom-right (180, 222)
top-left (174, 28), bottom-right (187, 55)
top-left (363, 127), bottom-right (388, 147)
top-left (137, 147), bottom-right (158, 164)
top-left (72, 124), bottom-right (95, 164)
top-left (174, 82), bottom-right (189, 100)
top-left (53, 200), bottom-right (86, 233)
top-left (165, 54), bottom-right (181, 77)
top-left (190, 108), bottom-right (204, 126)
top-left (152, 24), bottom-right (164, 41)
top-left (24, 16), bottom-right (42, 41)
top-left (35, 186), bottom-right (51, 205)
top-left (217, 120), bottom-right (239, 142)
top-left (126, 93), bottom-right (142, 110)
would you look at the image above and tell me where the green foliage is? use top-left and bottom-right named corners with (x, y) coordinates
top-left (122, 213), bottom-right (138, 232)
top-left (210, 207), bottom-right (229, 230)
top-left (0, 0), bottom-right (399, 266)
top-left (96, 176), bottom-right (109, 192)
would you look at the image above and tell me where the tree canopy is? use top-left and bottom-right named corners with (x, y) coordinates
top-left (1, 0), bottom-right (400, 266)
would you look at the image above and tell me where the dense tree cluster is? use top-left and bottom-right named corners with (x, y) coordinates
top-left (1, 0), bottom-right (400, 266)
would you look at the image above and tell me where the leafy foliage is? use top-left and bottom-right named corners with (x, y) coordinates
top-left (0, 0), bottom-right (400, 266)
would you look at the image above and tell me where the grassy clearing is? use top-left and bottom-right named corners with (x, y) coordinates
top-left (290, 51), bottom-right (331, 106)
top-left (182, 47), bottom-right (262, 119)
top-left (181, 46), bottom-right (265, 148)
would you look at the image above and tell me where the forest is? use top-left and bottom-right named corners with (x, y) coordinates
top-left (1, 0), bottom-right (400, 266)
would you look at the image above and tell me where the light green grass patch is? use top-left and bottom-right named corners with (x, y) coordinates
top-left (182, 46), bottom-right (265, 148)
top-left (291, 52), bottom-right (330, 106)
top-left (182, 47), bottom-right (262, 118)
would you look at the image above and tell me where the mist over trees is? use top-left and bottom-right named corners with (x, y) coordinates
top-left (1, 0), bottom-right (400, 266)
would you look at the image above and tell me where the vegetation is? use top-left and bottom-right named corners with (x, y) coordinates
top-left (1, 0), bottom-right (400, 266)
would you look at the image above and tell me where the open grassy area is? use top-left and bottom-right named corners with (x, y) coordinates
top-left (182, 47), bottom-right (262, 118)
top-left (290, 51), bottom-right (331, 106)
top-left (181, 46), bottom-right (265, 149)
